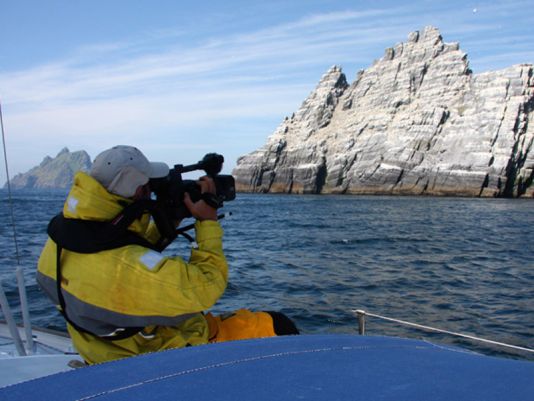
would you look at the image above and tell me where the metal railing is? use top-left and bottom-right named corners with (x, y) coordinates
top-left (352, 309), bottom-right (534, 354)
top-left (0, 272), bottom-right (35, 356)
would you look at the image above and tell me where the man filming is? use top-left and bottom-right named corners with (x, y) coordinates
top-left (37, 145), bottom-right (298, 364)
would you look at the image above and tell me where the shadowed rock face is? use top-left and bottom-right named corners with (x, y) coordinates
top-left (233, 26), bottom-right (534, 198)
top-left (6, 148), bottom-right (91, 189)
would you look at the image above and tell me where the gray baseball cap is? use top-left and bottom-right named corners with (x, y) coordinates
top-left (90, 145), bottom-right (169, 198)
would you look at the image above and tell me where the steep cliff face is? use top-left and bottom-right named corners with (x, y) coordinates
top-left (6, 148), bottom-right (92, 189)
top-left (233, 27), bottom-right (534, 197)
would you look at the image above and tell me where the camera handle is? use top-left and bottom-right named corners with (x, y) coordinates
top-left (174, 153), bottom-right (224, 176)
top-left (176, 212), bottom-right (232, 243)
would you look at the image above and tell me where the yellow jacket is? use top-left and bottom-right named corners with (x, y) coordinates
top-left (37, 172), bottom-right (228, 364)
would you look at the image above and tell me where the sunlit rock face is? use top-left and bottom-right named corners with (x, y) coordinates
top-left (233, 26), bottom-right (534, 197)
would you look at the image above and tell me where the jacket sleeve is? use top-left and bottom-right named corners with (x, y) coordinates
top-left (119, 220), bottom-right (228, 316)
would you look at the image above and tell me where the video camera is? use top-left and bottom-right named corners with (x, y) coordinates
top-left (149, 153), bottom-right (236, 220)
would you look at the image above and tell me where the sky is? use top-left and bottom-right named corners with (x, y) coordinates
top-left (1, 0), bottom-right (533, 184)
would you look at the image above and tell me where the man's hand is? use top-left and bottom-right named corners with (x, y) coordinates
top-left (183, 176), bottom-right (218, 221)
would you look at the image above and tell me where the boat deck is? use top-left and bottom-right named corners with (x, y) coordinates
top-left (1, 334), bottom-right (533, 400)
top-left (0, 323), bottom-right (82, 388)
top-left (0, 323), bottom-right (75, 357)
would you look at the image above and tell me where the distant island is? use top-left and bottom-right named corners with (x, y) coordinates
top-left (4, 148), bottom-right (91, 190)
top-left (232, 26), bottom-right (534, 198)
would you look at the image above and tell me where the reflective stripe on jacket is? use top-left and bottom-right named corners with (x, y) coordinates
top-left (37, 172), bottom-right (228, 364)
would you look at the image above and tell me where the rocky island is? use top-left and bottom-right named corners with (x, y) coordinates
top-left (5, 148), bottom-right (91, 190)
top-left (232, 26), bottom-right (533, 197)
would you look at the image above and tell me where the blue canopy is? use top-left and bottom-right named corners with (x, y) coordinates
top-left (1, 335), bottom-right (533, 400)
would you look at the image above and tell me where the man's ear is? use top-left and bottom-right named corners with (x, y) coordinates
top-left (133, 183), bottom-right (151, 200)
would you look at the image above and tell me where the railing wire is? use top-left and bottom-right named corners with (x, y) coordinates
top-left (1, 99), bottom-right (34, 354)
top-left (352, 309), bottom-right (534, 354)
top-left (1, 99), bottom-right (21, 264)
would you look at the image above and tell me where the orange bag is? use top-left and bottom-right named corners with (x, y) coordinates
top-left (205, 309), bottom-right (276, 343)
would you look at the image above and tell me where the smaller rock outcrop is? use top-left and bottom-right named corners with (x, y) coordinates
top-left (233, 66), bottom-right (348, 193)
top-left (5, 148), bottom-right (91, 189)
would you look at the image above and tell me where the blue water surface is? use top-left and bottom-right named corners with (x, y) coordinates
top-left (1, 190), bottom-right (533, 360)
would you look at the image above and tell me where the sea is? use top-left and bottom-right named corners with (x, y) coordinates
top-left (1, 189), bottom-right (533, 360)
